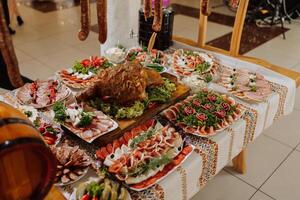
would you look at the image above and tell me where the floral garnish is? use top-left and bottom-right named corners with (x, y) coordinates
top-left (196, 113), bottom-right (208, 121)
top-left (221, 102), bottom-right (230, 111)
top-left (215, 110), bottom-right (226, 119)
top-left (184, 107), bottom-right (196, 115)
top-left (207, 94), bottom-right (217, 102)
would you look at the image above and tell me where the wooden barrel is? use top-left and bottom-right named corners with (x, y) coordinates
top-left (0, 102), bottom-right (57, 200)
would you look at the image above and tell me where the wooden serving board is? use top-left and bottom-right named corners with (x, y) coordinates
top-left (91, 73), bottom-right (190, 147)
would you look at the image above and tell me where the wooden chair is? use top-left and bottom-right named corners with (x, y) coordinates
top-left (173, 0), bottom-right (300, 174)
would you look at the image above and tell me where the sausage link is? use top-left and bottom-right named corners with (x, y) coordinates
top-left (152, 0), bottom-right (163, 32)
top-left (97, 0), bottom-right (107, 44)
top-left (78, 0), bottom-right (90, 41)
top-left (144, 0), bottom-right (152, 20)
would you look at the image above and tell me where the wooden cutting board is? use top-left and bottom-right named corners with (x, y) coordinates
top-left (91, 73), bottom-right (190, 147)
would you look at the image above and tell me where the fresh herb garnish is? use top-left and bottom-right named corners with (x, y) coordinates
top-left (89, 98), bottom-right (145, 119)
top-left (72, 62), bottom-right (90, 74)
top-left (195, 62), bottom-right (211, 74)
top-left (146, 78), bottom-right (176, 104)
top-left (142, 46), bottom-right (148, 52)
top-left (102, 60), bottom-right (113, 68)
top-left (77, 112), bottom-right (93, 127)
top-left (146, 63), bottom-right (164, 72)
top-left (129, 127), bottom-right (155, 148)
top-left (128, 155), bottom-right (172, 177)
top-left (24, 111), bottom-right (32, 117)
top-left (53, 102), bottom-right (67, 122)
top-left (250, 85), bottom-right (257, 92)
top-left (86, 182), bottom-right (105, 198)
top-left (45, 126), bottom-right (58, 134)
top-left (127, 52), bottom-right (139, 61)
top-left (204, 74), bottom-right (213, 83)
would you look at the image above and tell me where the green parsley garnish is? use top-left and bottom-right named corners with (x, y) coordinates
top-left (128, 155), bottom-right (172, 177)
top-left (129, 127), bottom-right (155, 148)
top-left (86, 182), bottom-right (105, 198)
top-left (146, 78), bottom-right (176, 104)
top-left (195, 62), bottom-right (211, 74)
top-left (204, 74), bottom-right (213, 83)
top-left (77, 112), bottom-right (93, 127)
top-left (24, 111), bottom-right (32, 117)
top-left (53, 102), bottom-right (67, 122)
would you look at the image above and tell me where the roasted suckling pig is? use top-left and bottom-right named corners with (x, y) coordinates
top-left (77, 61), bottom-right (164, 106)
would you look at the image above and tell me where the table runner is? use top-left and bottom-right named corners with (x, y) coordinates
top-left (0, 45), bottom-right (296, 200)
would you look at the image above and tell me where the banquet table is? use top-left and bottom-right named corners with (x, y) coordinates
top-left (0, 44), bottom-right (296, 200)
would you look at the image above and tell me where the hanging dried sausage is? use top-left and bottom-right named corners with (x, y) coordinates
top-left (78, 0), bottom-right (90, 41)
top-left (97, 0), bottom-right (107, 44)
top-left (152, 0), bottom-right (163, 32)
top-left (144, 0), bottom-right (152, 20)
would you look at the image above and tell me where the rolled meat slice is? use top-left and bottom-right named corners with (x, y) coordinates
top-left (152, 0), bottom-right (163, 32)
top-left (201, 0), bottom-right (211, 16)
top-left (97, 0), bottom-right (107, 44)
top-left (144, 0), bottom-right (152, 20)
top-left (78, 0), bottom-right (91, 41)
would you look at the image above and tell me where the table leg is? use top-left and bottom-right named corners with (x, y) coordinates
top-left (232, 149), bottom-right (247, 174)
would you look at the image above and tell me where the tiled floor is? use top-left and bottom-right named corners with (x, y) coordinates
top-left (2, 1), bottom-right (300, 200)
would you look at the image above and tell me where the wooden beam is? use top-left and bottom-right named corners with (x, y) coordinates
top-left (229, 0), bottom-right (249, 57)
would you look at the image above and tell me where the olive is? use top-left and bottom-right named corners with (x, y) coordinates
top-left (110, 154), bottom-right (114, 159)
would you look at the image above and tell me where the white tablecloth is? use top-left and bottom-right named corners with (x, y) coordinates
top-left (129, 43), bottom-right (296, 200)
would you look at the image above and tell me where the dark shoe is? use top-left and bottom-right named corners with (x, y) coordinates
top-left (17, 16), bottom-right (24, 26)
top-left (8, 26), bottom-right (16, 35)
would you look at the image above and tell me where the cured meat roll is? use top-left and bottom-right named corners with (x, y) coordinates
top-left (152, 0), bottom-right (163, 32)
top-left (78, 0), bottom-right (91, 41)
top-left (144, 0), bottom-right (152, 20)
top-left (201, 0), bottom-right (211, 16)
top-left (97, 0), bottom-right (107, 44)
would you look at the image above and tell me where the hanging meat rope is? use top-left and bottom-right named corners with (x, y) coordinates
top-left (97, 0), bottom-right (107, 44)
top-left (152, 0), bottom-right (163, 32)
top-left (201, 0), bottom-right (211, 16)
top-left (0, 2), bottom-right (24, 88)
top-left (143, 0), bottom-right (152, 20)
top-left (78, 0), bottom-right (91, 41)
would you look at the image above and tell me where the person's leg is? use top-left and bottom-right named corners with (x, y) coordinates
top-left (9, 0), bottom-right (23, 26)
